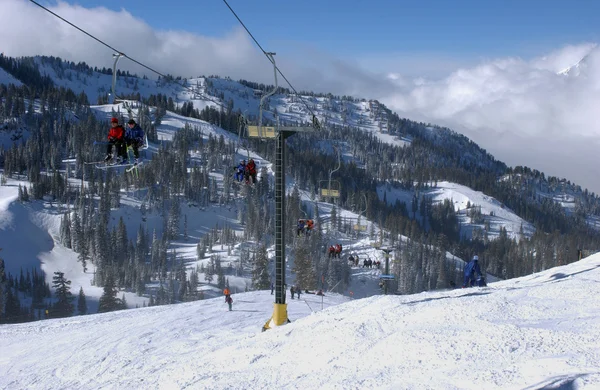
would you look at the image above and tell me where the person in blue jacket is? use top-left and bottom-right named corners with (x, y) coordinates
top-left (234, 160), bottom-right (246, 182)
top-left (125, 119), bottom-right (146, 164)
top-left (463, 255), bottom-right (483, 287)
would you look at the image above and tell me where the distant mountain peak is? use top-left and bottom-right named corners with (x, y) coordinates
top-left (558, 43), bottom-right (599, 76)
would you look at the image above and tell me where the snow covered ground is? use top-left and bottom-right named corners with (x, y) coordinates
top-left (1, 254), bottom-right (600, 389)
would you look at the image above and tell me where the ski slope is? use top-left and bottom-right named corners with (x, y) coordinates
top-left (1, 254), bottom-right (600, 389)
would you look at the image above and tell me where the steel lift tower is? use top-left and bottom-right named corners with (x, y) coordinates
top-left (245, 53), bottom-right (316, 331)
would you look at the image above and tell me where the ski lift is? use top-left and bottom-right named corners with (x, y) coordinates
top-left (319, 145), bottom-right (341, 200)
top-left (319, 179), bottom-right (341, 199)
top-left (247, 52), bottom-right (280, 140)
top-left (110, 53), bottom-right (149, 152)
top-left (353, 193), bottom-right (368, 232)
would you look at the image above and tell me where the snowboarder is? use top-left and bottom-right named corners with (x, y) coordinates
top-left (105, 117), bottom-right (127, 163)
top-left (226, 295), bottom-right (233, 311)
top-left (125, 119), bottom-right (145, 164)
top-left (463, 255), bottom-right (483, 288)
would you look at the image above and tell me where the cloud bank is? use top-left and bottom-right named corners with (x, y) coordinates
top-left (381, 43), bottom-right (600, 193)
top-left (2, 1), bottom-right (600, 193)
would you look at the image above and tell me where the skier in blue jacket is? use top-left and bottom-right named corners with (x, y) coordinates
top-left (125, 119), bottom-right (145, 164)
top-left (463, 255), bottom-right (483, 287)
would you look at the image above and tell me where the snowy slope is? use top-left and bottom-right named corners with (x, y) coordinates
top-left (378, 181), bottom-right (535, 240)
top-left (1, 254), bottom-right (599, 389)
top-left (0, 67), bottom-right (21, 86)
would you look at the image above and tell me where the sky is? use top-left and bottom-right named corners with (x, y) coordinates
top-left (1, 253), bottom-right (600, 389)
top-left (2, 0), bottom-right (600, 192)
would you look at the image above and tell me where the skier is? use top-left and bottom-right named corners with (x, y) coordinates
top-left (335, 244), bottom-right (342, 258)
top-left (125, 119), bottom-right (145, 165)
top-left (290, 285), bottom-right (295, 299)
top-left (297, 219), bottom-right (306, 236)
top-left (306, 219), bottom-right (314, 233)
top-left (105, 117), bottom-right (127, 163)
top-left (463, 255), bottom-right (483, 288)
top-left (225, 295), bottom-right (233, 311)
top-left (234, 160), bottom-right (246, 182)
top-left (245, 158), bottom-right (257, 184)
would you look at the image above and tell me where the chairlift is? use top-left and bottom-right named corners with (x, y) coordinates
top-left (296, 218), bottom-right (315, 236)
top-left (110, 53), bottom-right (150, 152)
top-left (319, 145), bottom-right (342, 200)
top-left (353, 193), bottom-right (368, 232)
top-left (319, 179), bottom-right (341, 199)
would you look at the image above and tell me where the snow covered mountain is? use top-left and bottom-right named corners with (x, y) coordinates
top-left (1, 54), bottom-right (599, 325)
top-left (1, 253), bottom-right (599, 389)
top-left (558, 44), bottom-right (599, 77)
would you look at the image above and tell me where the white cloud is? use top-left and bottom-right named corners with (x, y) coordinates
top-left (2, 1), bottom-right (600, 193)
top-left (0, 0), bottom-right (268, 81)
top-left (379, 43), bottom-right (600, 193)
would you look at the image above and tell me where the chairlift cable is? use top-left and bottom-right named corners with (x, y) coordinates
top-left (28, 0), bottom-right (233, 114)
top-left (221, 0), bottom-right (322, 130)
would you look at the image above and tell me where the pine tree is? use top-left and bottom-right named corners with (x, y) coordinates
top-left (4, 287), bottom-right (22, 323)
top-left (183, 214), bottom-right (188, 241)
top-left (98, 275), bottom-right (123, 313)
top-left (0, 256), bottom-right (6, 319)
top-left (50, 271), bottom-right (74, 318)
top-left (251, 245), bottom-right (270, 290)
top-left (77, 286), bottom-right (87, 315)
top-left (204, 255), bottom-right (216, 284)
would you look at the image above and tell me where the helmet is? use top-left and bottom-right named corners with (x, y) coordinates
top-left (473, 255), bottom-right (479, 261)
top-left (111, 117), bottom-right (119, 123)
top-left (127, 119), bottom-right (136, 125)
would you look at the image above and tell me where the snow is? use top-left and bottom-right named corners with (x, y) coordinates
top-left (2, 59), bottom-right (599, 387)
top-left (0, 67), bottom-right (21, 86)
top-left (1, 255), bottom-right (600, 389)
top-left (378, 181), bottom-right (535, 240)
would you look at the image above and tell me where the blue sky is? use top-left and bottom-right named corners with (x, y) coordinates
top-left (65, 0), bottom-right (599, 59)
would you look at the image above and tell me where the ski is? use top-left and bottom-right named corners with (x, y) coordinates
top-left (84, 160), bottom-right (109, 165)
top-left (94, 162), bottom-right (135, 170)
top-left (126, 162), bottom-right (143, 172)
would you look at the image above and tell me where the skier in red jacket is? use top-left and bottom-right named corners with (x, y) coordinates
top-left (105, 117), bottom-right (127, 163)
